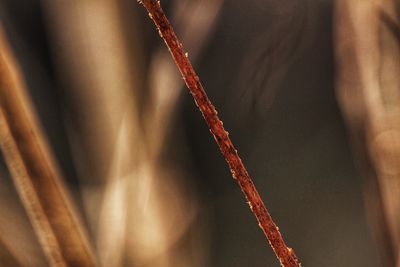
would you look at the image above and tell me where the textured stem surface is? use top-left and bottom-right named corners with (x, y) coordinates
top-left (139, 1), bottom-right (300, 266)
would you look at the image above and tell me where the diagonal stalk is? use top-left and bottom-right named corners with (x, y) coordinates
top-left (138, 1), bottom-right (300, 266)
top-left (0, 27), bottom-right (96, 267)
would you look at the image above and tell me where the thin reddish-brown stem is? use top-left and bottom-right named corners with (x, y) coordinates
top-left (139, 1), bottom-right (300, 266)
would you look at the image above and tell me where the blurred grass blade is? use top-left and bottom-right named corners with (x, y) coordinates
top-left (0, 27), bottom-right (96, 267)
top-left (335, 0), bottom-right (400, 264)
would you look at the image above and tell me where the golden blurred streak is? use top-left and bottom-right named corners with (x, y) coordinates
top-left (41, 1), bottom-right (146, 265)
top-left (335, 0), bottom-right (400, 264)
top-left (40, 0), bottom-right (222, 265)
top-left (0, 27), bottom-right (96, 267)
top-left (40, 1), bottom-right (197, 266)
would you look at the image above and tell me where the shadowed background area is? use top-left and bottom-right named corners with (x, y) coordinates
top-left (0, 0), bottom-right (398, 266)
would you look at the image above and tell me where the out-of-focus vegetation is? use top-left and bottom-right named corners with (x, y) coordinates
top-left (0, 0), bottom-right (399, 266)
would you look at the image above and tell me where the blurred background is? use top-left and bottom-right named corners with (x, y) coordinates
top-left (0, 0), bottom-right (399, 266)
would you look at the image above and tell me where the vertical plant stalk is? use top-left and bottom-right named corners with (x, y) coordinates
top-left (138, 1), bottom-right (300, 266)
top-left (0, 27), bottom-right (96, 267)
